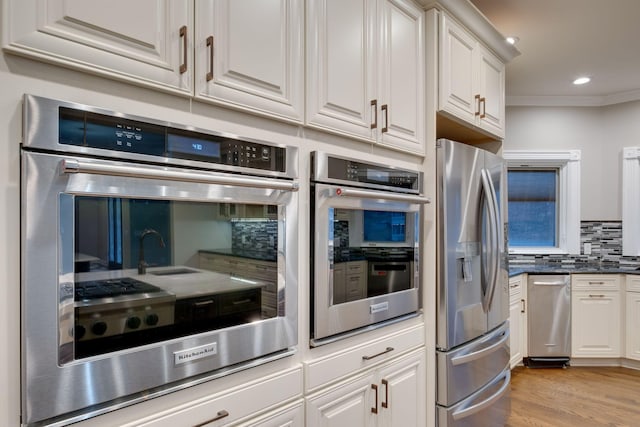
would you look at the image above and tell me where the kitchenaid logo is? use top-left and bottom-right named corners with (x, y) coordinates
top-left (174, 342), bottom-right (218, 365)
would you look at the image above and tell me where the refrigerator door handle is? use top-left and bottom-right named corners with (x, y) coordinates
top-left (450, 329), bottom-right (509, 366)
top-left (451, 369), bottom-right (511, 421)
top-left (480, 169), bottom-right (500, 312)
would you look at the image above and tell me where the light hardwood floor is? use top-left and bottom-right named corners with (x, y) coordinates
top-left (506, 366), bottom-right (640, 427)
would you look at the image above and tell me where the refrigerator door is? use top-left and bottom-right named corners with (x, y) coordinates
top-left (484, 150), bottom-right (510, 332)
top-left (436, 321), bottom-right (509, 406)
top-left (437, 140), bottom-right (487, 350)
top-left (437, 367), bottom-right (511, 427)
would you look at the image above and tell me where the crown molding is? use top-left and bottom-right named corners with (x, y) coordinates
top-left (507, 89), bottom-right (640, 107)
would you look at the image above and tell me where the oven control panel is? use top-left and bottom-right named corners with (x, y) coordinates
top-left (57, 106), bottom-right (285, 172)
top-left (314, 152), bottom-right (421, 193)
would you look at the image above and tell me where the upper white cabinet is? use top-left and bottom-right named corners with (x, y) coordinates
top-left (4, 0), bottom-right (193, 94)
top-left (4, 0), bottom-right (304, 122)
top-left (194, 0), bottom-right (304, 123)
top-left (306, 0), bottom-right (425, 155)
top-left (438, 12), bottom-right (505, 139)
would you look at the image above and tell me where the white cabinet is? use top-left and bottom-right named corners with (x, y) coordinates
top-left (626, 276), bottom-right (640, 361)
top-left (306, 0), bottom-right (425, 154)
top-left (4, 0), bottom-right (193, 94)
top-left (306, 349), bottom-right (426, 427)
top-left (123, 368), bottom-right (302, 427)
top-left (508, 274), bottom-right (526, 368)
top-left (194, 0), bottom-right (304, 123)
top-left (571, 275), bottom-right (622, 358)
top-left (438, 12), bottom-right (505, 139)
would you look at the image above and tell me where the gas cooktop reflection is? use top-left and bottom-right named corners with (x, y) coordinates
top-left (75, 277), bottom-right (165, 301)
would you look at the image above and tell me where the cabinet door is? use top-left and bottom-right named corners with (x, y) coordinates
top-left (5, 0), bottom-right (193, 94)
top-left (306, 375), bottom-right (376, 427)
top-left (626, 291), bottom-right (640, 360)
top-left (476, 45), bottom-right (505, 138)
top-left (376, 0), bottom-right (424, 154)
top-left (195, 0), bottom-right (304, 123)
top-left (571, 291), bottom-right (621, 357)
top-left (509, 299), bottom-right (523, 368)
top-left (438, 13), bottom-right (477, 124)
top-left (377, 351), bottom-right (426, 427)
top-left (306, 0), bottom-right (376, 141)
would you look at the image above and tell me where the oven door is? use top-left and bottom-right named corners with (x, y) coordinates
top-left (21, 151), bottom-right (298, 425)
top-left (311, 183), bottom-right (428, 344)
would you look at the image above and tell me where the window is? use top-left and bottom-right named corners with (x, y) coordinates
top-left (503, 150), bottom-right (581, 254)
top-left (622, 147), bottom-right (640, 255)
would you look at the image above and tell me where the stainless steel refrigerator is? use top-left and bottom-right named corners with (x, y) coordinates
top-left (436, 139), bottom-right (511, 426)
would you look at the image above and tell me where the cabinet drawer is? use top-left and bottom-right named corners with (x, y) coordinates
top-left (345, 261), bottom-right (366, 275)
top-left (128, 368), bottom-right (302, 427)
top-left (626, 275), bottom-right (640, 292)
top-left (572, 274), bottom-right (622, 291)
top-left (509, 275), bottom-right (524, 302)
top-left (304, 324), bottom-right (424, 392)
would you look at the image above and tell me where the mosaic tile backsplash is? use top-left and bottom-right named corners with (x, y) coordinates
top-left (231, 221), bottom-right (277, 259)
top-left (508, 221), bottom-right (640, 269)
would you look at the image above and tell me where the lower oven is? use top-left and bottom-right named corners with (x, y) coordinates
top-left (20, 95), bottom-right (299, 426)
top-left (310, 151), bottom-right (429, 345)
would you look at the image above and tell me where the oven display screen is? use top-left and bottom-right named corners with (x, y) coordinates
top-left (168, 133), bottom-right (221, 159)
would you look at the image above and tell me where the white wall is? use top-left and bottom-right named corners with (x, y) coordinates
top-left (504, 101), bottom-right (640, 220)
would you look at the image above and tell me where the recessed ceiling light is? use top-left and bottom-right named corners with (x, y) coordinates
top-left (506, 36), bottom-right (519, 45)
top-left (573, 77), bottom-right (591, 85)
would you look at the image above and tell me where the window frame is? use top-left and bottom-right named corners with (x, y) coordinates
top-left (622, 147), bottom-right (640, 256)
top-left (503, 150), bottom-right (581, 255)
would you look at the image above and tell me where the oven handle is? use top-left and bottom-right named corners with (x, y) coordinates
top-left (331, 187), bottom-right (430, 204)
top-left (60, 159), bottom-right (299, 191)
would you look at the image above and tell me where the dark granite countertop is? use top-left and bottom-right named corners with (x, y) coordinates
top-left (509, 264), bottom-right (640, 277)
top-left (199, 248), bottom-right (276, 262)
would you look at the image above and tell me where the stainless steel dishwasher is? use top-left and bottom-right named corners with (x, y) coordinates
top-left (526, 274), bottom-right (571, 367)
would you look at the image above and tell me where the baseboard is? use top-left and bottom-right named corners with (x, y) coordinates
top-left (569, 357), bottom-right (640, 370)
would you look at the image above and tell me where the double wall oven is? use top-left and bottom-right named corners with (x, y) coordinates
top-left (20, 95), bottom-right (299, 426)
top-left (310, 152), bottom-right (429, 345)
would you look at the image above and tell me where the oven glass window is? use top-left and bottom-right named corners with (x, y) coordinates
top-left (70, 196), bottom-right (280, 359)
top-left (331, 208), bottom-right (416, 305)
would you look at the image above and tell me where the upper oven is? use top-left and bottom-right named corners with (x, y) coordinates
top-left (20, 95), bottom-right (299, 426)
top-left (310, 151), bottom-right (429, 346)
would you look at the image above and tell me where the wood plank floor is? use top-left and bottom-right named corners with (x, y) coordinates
top-left (506, 366), bottom-right (640, 427)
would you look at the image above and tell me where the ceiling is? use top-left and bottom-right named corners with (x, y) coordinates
top-left (469, 0), bottom-right (640, 106)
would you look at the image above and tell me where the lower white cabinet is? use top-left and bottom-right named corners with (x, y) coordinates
top-left (508, 274), bottom-right (526, 368)
top-left (626, 276), bottom-right (640, 361)
top-left (571, 275), bottom-right (622, 358)
top-left (124, 368), bottom-right (302, 427)
top-left (306, 349), bottom-right (426, 427)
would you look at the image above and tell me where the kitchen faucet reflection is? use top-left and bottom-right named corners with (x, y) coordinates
top-left (137, 228), bottom-right (166, 274)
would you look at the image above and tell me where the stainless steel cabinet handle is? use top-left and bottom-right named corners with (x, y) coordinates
top-left (231, 299), bottom-right (252, 305)
top-left (381, 379), bottom-right (389, 409)
top-left (479, 97), bottom-right (486, 119)
top-left (362, 346), bottom-right (394, 361)
top-left (521, 299), bottom-right (526, 313)
top-left (194, 299), bottom-right (214, 307)
top-left (371, 384), bottom-right (379, 414)
top-left (332, 187), bottom-right (430, 204)
top-left (381, 104), bottom-right (389, 133)
top-left (371, 99), bottom-right (378, 129)
top-left (179, 25), bottom-right (188, 74)
top-left (589, 281), bottom-right (605, 285)
top-left (206, 35), bottom-right (214, 81)
top-left (194, 410), bottom-right (229, 427)
top-left (589, 294), bottom-right (606, 298)
top-left (60, 158), bottom-right (299, 191)
top-left (475, 94), bottom-right (481, 116)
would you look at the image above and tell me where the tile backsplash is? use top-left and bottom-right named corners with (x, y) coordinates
top-left (509, 221), bottom-right (640, 269)
top-left (231, 220), bottom-right (277, 259)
